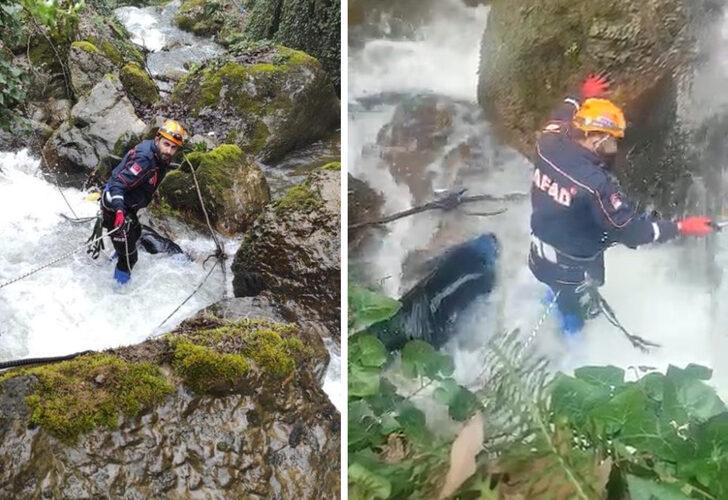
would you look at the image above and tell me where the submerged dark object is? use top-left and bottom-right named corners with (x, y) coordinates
top-left (139, 225), bottom-right (184, 255)
top-left (373, 233), bottom-right (500, 350)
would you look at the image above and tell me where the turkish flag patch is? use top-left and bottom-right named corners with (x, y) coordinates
top-left (129, 163), bottom-right (142, 175)
top-left (610, 192), bottom-right (623, 210)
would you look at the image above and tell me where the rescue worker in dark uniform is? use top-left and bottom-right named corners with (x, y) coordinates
top-left (529, 74), bottom-right (714, 336)
top-left (101, 119), bottom-right (187, 284)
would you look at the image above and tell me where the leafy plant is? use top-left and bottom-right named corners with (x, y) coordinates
top-left (348, 285), bottom-right (482, 499)
top-left (348, 285), bottom-right (728, 499)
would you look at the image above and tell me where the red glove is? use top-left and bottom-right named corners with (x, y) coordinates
top-left (113, 210), bottom-right (125, 229)
top-left (677, 216), bottom-right (714, 237)
top-left (581, 73), bottom-right (610, 99)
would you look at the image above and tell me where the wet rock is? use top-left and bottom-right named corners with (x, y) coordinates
top-left (194, 296), bottom-right (288, 323)
top-left (175, 0), bottom-right (247, 43)
top-left (232, 168), bottom-right (341, 339)
top-left (0, 315), bottom-right (338, 499)
top-left (370, 94), bottom-right (516, 203)
top-left (0, 115), bottom-right (53, 156)
top-left (158, 144), bottom-right (271, 234)
top-left (170, 44), bottom-right (339, 163)
top-left (120, 63), bottom-right (160, 105)
top-left (245, 0), bottom-right (341, 89)
top-left (348, 174), bottom-right (385, 253)
top-left (68, 41), bottom-right (117, 96)
top-left (477, 0), bottom-right (721, 210)
top-left (41, 74), bottom-right (146, 184)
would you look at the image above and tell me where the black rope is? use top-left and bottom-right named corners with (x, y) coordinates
top-left (0, 350), bottom-right (94, 371)
top-left (585, 287), bottom-right (661, 352)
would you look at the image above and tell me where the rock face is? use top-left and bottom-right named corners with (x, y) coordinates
top-left (175, 0), bottom-right (247, 43)
top-left (232, 168), bottom-right (341, 338)
top-left (245, 0), bottom-right (341, 89)
top-left (477, 0), bottom-right (723, 210)
top-left (0, 311), bottom-right (339, 499)
top-left (348, 174), bottom-right (385, 253)
top-left (68, 41), bottom-right (117, 96)
top-left (171, 44), bottom-right (339, 163)
top-left (158, 144), bottom-right (271, 234)
top-left (41, 74), bottom-right (146, 183)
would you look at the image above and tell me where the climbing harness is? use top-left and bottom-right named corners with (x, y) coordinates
top-left (86, 212), bottom-right (106, 259)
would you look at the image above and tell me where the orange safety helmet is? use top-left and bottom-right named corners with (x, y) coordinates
top-left (572, 98), bottom-right (626, 139)
top-left (157, 119), bottom-right (187, 146)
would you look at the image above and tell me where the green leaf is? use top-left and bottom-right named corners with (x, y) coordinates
top-left (348, 400), bottom-right (383, 450)
top-left (448, 386), bottom-right (480, 422)
top-left (574, 365), bottom-right (625, 388)
top-left (349, 285), bottom-right (402, 334)
top-left (349, 462), bottom-right (392, 500)
top-left (349, 364), bottom-right (381, 398)
top-left (666, 365), bottom-right (726, 421)
top-left (401, 340), bottom-right (454, 380)
top-left (358, 335), bottom-right (388, 368)
top-left (396, 401), bottom-right (430, 444)
top-left (683, 364), bottom-right (713, 380)
top-left (626, 475), bottom-right (691, 500)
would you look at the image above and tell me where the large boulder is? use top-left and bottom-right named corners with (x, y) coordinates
top-left (477, 0), bottom-right (723, 210)
top-left (158, 144), bottom-right (271, 234)
top-left (68, 41), bottom-right (117, 96)
top-left (0, 313), bottom-right (338, 498)
top-left (232, 167), bottom-right (341, 338)
top-left (245, 0), bottom-right (340, 89)
top-left (41, 74), bottom-right (146, 184)
top-left (175, 0), bottom-right (247, 44)
top-left (170, 44), bottom-right (339, 164)
top-left (369, 94), bottom-right (522, 203)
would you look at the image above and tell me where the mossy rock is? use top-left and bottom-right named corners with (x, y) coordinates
top-left (6, 354), bottom-right (173, 443)
top-left (320, 161), bottom-right (340, 171)
top-left (158, 144), bottom-right (271, 234)
top-left (71, 40), bottom-right (100, 54)
top-left (244, 0), bottom-right (340, 89)
top-left (169, 318), bottom-right (320, 393)
top-left (274, 181), bottom-right (323, 215)
top-left (171, 45), bottom-right (339, 163)
top-left (175, 0), bottom-right (224, 36)
top-left (477, 0), bottom-right (716, 208)
top-left (119, 63), bottom-right (159, 104)
top-left (232, 169), bottom-right (341, 338)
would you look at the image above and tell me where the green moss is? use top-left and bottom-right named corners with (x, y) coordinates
top-left (172, 339), bottom-right (249, 393)
top-left (320, 161), bottom-right (341, 171)
top-left (99, 40), bottom-right (124, 66)
top-left (175, 0), bottom-right (223, 36)
top-left (248, 121), bottom-right (270, 154)
top-left (171, 319), bottom-right (307, 381)
top-left (242, 329), bottom-right (303, 377)
top-left (120, 62), bottom-right (159, 104)
top-left (275, 182), bottom-right (322, 215)
top-left (71, 40), bottom-right (100, 54)
top-left (12, 354), bottom-right (173, 443)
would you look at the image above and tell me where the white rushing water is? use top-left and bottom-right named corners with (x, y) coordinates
top-left (0, 150), bottom-right (232, 358)
top-left (114, 1), bottom-right (224, 92)
top-left (349, 0), bottom-right (728, 398)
